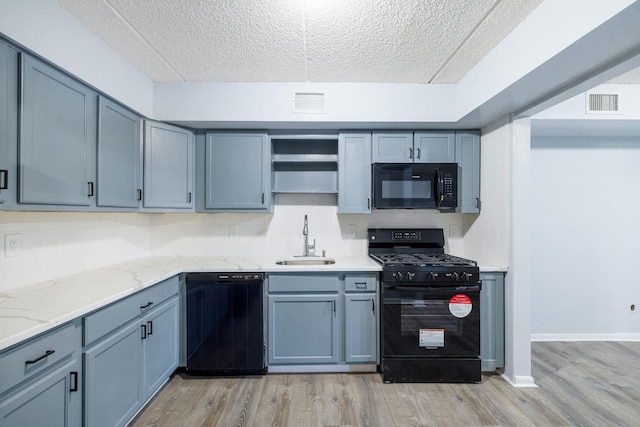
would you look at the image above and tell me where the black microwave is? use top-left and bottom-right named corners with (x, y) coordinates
top-left (372, 163), bottom-right (457, 209)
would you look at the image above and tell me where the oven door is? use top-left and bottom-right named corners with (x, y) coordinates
top-left (382, 284), bottom-right (480, 357)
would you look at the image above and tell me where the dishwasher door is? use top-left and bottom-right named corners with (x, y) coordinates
top-left (185, 273), bottom-right (265, 375)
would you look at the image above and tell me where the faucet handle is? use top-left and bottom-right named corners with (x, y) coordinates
top-left (308, 238), bottom-right (316, 256)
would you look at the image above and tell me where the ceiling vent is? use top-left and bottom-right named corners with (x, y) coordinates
top-left (586, 93), bottom-right (620, 114)
top-left (293, 92), bottom-right (326, 114)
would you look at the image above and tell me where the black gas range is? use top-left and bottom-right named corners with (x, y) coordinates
top-left (369, 228), bottom-right (482, 383)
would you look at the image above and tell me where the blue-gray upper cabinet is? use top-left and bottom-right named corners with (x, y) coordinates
top-left (338, 132), bottom-right (371, 213)
top-left (204, 132), bottom-right (270, 211)
top-left (455, 131), bottom-right (481, 213)
top-left (414, 132), bottom-right (455, 163)
top-left (19, 55), bottom-right (97, 206)
top-left (143, 120), bottom-right (194, 210)
top-left (97, 97), bottom-right (142, 209)
top-left (371, 132), bottom-right (413, 162)
top-left (0, 40), bottom-right (17, 210)
top-left (373, 132), bottom-right (455, 163)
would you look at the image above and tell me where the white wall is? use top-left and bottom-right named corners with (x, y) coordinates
top-left (530, 135), bottom-right (640, 340)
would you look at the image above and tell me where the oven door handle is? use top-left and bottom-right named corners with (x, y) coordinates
top-left (385, 284), bottom-right (481, 293)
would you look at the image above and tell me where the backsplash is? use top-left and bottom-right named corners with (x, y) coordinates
top-left (0, 196), bottom-right (468, 292)
top-left (149, 194), bottom-right (465, 258)
top-left (0, 211), bottom-right (150, 292)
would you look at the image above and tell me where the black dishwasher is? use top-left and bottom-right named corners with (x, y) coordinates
top-left (185, 273), bottom-right (265, 375)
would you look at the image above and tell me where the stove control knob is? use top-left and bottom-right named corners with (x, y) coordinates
top-left (393, 271), bottom-right (404, 280)
top-left (450, 272), bottom-right (459, 281)
top-left (426, 272), bottom-right (436, 281)
top-left (460, 272), bottom-right (470, 281)
top-left (406, 272), bottom-right (415, 281)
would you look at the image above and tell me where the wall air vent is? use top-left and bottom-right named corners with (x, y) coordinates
top-left (587, 93), bottom-right (620, 114)
top-left (293, 92), bottom-right (326, 114)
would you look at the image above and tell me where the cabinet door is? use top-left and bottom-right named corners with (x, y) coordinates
top-left (141, 297), bottom-right (179, 399)
top-left (205, 132), bottom-right (270, 210)
top-left (97, 97), bottom-right (142, 208)
top-left (143, 120), bottom-right (194, 209)
top-left (344, 294), bottom-right (377, 363)
top-left (414, 132), bottom-right (455, 163)
top-left (84, 322), bottom-right (142, 427)
top-left (338, 132), bottom-right (371, 213)
top-left (455, 131), bottom-right (481, 213)
top-left (480, 272), bottom-right (505, 371)
top-left (19, 54), bottom-right (96, 206)
top-left (268, 294), bottom-right (339, 365)
top-left (0, 41), bottom-right (17, 210)
top-left (371, 132), bottom-right (413, 163)
top-left (0, 358), bottom-right (81, 427)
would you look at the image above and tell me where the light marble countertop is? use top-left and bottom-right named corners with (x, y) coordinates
top-left (0, 254), bottom-right (381, 352)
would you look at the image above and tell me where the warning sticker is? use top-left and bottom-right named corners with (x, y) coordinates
top-left (449, 294), bottom-right (472, 318)
top-left (419, 329), bottom-right (444, 347)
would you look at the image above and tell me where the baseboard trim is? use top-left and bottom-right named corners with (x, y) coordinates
top-left (531, 333), bottom-right (640, 342)
top-left (501, 373), bottom-right (537, 388)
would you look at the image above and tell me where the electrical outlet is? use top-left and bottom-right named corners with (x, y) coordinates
top-left (4, 233), bottom-right (21, 257)
top-left (449, 225), bottom-right (459, 238)
top-left (229, 225), bottom-right (238, 239)
top-left (347, 225), bottom-right (357, 239)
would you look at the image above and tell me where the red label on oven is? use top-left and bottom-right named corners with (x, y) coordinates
top-left (449, 294), bottom-right (472, 318)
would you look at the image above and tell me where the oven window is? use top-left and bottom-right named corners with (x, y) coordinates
top-left (400, 300), bottom-right (459, 333)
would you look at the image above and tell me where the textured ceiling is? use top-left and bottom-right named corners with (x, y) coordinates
top-left (56, 0), bottom-right (545, 84)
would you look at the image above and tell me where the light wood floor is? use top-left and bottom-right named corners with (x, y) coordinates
top-left (131, 342), bottom-right (640, 426)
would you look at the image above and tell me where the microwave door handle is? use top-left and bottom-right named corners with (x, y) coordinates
top-left (435, 168), bottom-right (444, 207)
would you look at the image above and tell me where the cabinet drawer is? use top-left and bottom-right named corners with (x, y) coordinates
top-left (84, 276), bottom-right (179, 346)
top-left (268, 274), bottom-right (338, 293)
top-left (0, 322), bottom-right (76, 396)
top-left (345, 274), bottom-right (377, 292)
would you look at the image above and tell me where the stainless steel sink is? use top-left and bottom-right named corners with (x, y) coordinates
top-left (275, 257), bottom-right (336, 266)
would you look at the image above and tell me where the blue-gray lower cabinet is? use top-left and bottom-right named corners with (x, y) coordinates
top-left (480, 272), bottom-right (505, 371)
top-left (84, 296), bottom-right (179, 427)
top-left (338, 132), bottom-right (371, 213)
top-left (83, 277), bottom-right (179, 427)
top-left (84, 321), bottom-right (142, 427)
top-left (268, 294), bottom-right (339, 365)
top-left (141, 298), bottom-right (180, 398)
top-left (344, 294), bottom-right (377, 363)
top-left (0, 321), bottom-right (82, 427)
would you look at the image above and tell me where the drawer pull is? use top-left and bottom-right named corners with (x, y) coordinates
top-left (70, 371), bottom-right (78, 392)
top-left (355, 282), bottom-right (367, 289)
top-left (140, 301), bottom-right (153, 309)
top-left (25, 349), bottom-right (55, 365)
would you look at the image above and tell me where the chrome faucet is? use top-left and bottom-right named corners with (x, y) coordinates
top-left (302, 214), bottom-right (316, 256)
